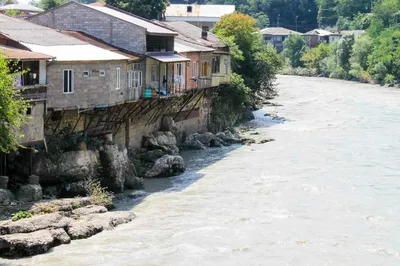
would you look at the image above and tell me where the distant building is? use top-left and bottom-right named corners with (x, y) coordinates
top-left (260, 27), bottom-right (302, 52)
top-left (303, 29), bottom-right (342, 47)
top-left (340, 30), bottom-right (366, 38)
top-left (165, 4), bottom-right (235, 32)
top-left (0, 4), bottom-right (43, 17)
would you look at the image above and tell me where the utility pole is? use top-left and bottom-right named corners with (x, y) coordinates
top-left (277, 14), bottom-right (280, 27)
top-left (295, 16), bottom-right (299, 32)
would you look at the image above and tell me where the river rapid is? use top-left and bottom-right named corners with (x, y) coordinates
top-left (4, 75), bottom-right (400, 265)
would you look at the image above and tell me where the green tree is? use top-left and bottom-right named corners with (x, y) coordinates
top-left (301, 43), bottom-right (331, 72)
top-left (0, 55), bottom-right (28, 153)
top-left (282, 34), bottom-right (307, 68)
top-left (106, 0), bottom-right (170, 20)
top-left (317, 0), bottom-right (338, 26)
top-left (38, 0), bottom-right (62, 10)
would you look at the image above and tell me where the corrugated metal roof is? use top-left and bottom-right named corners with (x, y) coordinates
top-left (22, 43), bottom-right (129, 62)
top-left (175, 39), bottom-right (214, 53)
top-left (0, 4), bottom-right (43, 12)
top-left (147, 53), bottom-right (190, 63)
top-left (85, 4), bottom-right (177, 36)
top-left (155, 21), bottom-right (226, 49)
top-left (0, 45), bottom-right (53, 60)
top-left (166, 4), bottom-right (235, 18)
top-left (260, 27), bottom-right (301, 36)
top-left (0, 14), bottom-right (85, 46)
top-left (60, 30), bottom-right (141, 61)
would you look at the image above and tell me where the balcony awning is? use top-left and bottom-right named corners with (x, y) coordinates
top-left (147, 53), bottom-right (190, 63)
top-left (0, 45), bottom-right (54, 60)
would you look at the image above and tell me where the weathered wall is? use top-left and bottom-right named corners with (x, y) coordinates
top-left (47, 60), bottom-right (128, 110)
top-left (199, 52), bottom-right (213, 89)
top-left (211, 54), bottom-right (231, 86)
top-left (28, 1), bottom-right (147, 54)
top-left (18, 101), bottom-right (45, 144)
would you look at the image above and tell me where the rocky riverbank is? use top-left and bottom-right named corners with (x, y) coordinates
top-left (0, 197), bottom-right (135, 257)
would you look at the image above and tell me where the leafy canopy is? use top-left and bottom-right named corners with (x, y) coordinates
top-left (106, 0), bottom-right (170, 20)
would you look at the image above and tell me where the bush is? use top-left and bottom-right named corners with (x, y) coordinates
top-left (85, 179), bottom-right (113, 208)
top-left (12, 211), bottom-right (32, 221)
top-left (282, 34), bottom-right (307, 68)
top-left (384, 74), bottom-right (396, 84)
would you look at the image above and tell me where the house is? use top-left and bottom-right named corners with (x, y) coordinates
top-left (304, 29), bottom-right (342, 47)
top-left (0, 14), bottom-right (137, 111)
top-left (260, 27), bottom-right (302, 52)
top-left (29, 1), bottom-right (192, 97)
top-left (0, 4), bottom-right (43, 17)
top-left (165, 4), bottom-right (235, 32)
top-left (0, 45), bottom-right (52, 146)
top-left (155, 21), bottom-right (231, 87)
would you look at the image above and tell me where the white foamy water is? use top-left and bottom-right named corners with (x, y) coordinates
top-left (3, 75), bottom-right (400, 266)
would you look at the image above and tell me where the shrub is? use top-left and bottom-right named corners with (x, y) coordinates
top-left (12, 211), bottom-right (32, 222)
top-left (384, 74), bottom-right (396, 84)
top-left (85, 179), bottom-right (113, 208)
top-left (282, 34), bottom-right (307, 68)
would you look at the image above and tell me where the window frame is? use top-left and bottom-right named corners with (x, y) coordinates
top-left (63, 69), bottom-right (74, 94)
top-left (83, 70), bottom-right (90, 78)
top-left (116, 67), bottom-right (121, 90)
top-left (192, 61), bottom-right (197, 78)
top-left (133, 70), bottom-right (142, 88)
top-left (212, 56), bottom-right (221, 74)
top-left (99, 70), bottom-right (106, 77)
top-left (224, 59), bottom-right (229, 74)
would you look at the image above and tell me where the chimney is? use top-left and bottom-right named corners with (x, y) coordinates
top-left (201, 26), bottom-right (208, 39)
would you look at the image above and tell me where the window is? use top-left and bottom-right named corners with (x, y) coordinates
top-left (224, 60), bottom-right (229, 74)
top-left (192, 61), bottom-right (197, 78)
top-left (63, 69), bottom-right (73, 93)
top-left (187, 6), bottom-right (192, 13)
top-left (26, 107), bottom-right (32, 116)
top-left (116, 68), bottom-right (120, 89)
top-left (212, 56), bottom-right (221, 74)
top-left (83, 71), bottom-right (89, 78)
top-left (127, 71), bottom-right (132, 88)
top-left (151, 65), bottom-right (158, 82)
top-left (202, 26), bottom-right (209, 32)
top-left (133, 71), bottom-right (142, 88)
top-left (99, 70), bottom-right (105, 77)
top-left (201, 61), bottom-right (209, 77)
top-left (177, 63), bottom-right (182, 76)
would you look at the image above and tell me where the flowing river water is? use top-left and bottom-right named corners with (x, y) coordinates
top-left (3, 75), bottom-right (400, 265)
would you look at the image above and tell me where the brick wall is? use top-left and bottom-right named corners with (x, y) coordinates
top-left (29, 2), bottom-right (146, 54)
top-left (46, 61), bottom-right (128, 109)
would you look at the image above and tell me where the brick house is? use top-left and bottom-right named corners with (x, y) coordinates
top-left (29, 1), bottom-right (192, 97)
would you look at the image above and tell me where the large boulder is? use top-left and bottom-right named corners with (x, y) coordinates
top-left (145, 155), bottom-right (186, 178)
top-left (216, 130), bottom-right (242, 144)
top-left (242, 106), bottom-right (255, 121)
top-left (182, 133), bottom-right (206, 150)
top-left (99, 145), bottom-right (141, 192)
top-left (142, 132), bottom-right (179, 155)
top-left (16, 184), bottom-right (42, 202)
top-left (34, 150), bottom-right (100, 185)
top-left (160, 116), bottom-right (176, 132)
top-left (0, 189), bottom-right (14, 206)
top-left (195, 132), bottom-right (216, 146)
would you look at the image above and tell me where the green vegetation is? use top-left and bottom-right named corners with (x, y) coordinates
top-left (282, 34), bottom-right (307, 68)
top-left (106, 0), bottom-right (169, 19)
top-left (0, 54), bottom-right (28, 153)
top-left (210, 12), bottom-right (282, 130)
top-left (280, 0), bottom-right (400, 86)
top-left (85, 178), bottom-right (113, 208)
top-left (12, 211), bottom-right (33, 222)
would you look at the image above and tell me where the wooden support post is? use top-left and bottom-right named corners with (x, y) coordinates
top-left (124, 118), bottom-right (129, 148)
top-left (48, 110), bottom-right (65, 143)
top-left (185, 89), bottom-right (205, 120)
top-left (109, 105), bottom-right (125, 132)
top-left (44, 110), bottom-right (53, 128)
top-left (72, 112), bottom-right (83, 132)
top-left (83, 111), bottom-right (97, 133)
top-left (173, 89), bottom-right (200, 120)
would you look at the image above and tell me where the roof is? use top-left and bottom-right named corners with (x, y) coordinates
top-left (260, 27), bottom-right (301, 36)
top-left (22, 43), bottom-right (129, 62)
top-left (85, 3), bottom-right (177, 36)
top-left (60, 30), bottom-right (141, 61)
top-left (147, 53), bottom-right (190, 63)
top-left (175, 39), bottom-right (214, 53)
top-left (0, 14), bottom-right (85, 46)
top-left (0, 4), bottom-right (43, 12)
top-left (155, 21), bottom-right (226, 49)
top-left (304, 29), bottom-right (341, 36)
top-left (0, 45), bottom-right (53, 60)
top-left (165, 4), bottom-right (235, 19)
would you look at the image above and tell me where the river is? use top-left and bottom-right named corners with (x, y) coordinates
top-left (4, 75), bottom-right (400, 265)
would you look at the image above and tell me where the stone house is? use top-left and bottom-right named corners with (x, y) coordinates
top-left (304, 29), bottom-right (342, 48)
top-left (29, 1), bottom-right (193, 97)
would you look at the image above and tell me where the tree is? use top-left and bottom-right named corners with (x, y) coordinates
top-left (317, 0), bottom-right (338, 26)
top-left (38, 0), bottom-right (62, 10)
top-left (301, 42), bottom-right (331, 71)
top-left (106, 0), bottom-right (170, 20)
top-left (0, 56), bottom-right (28, 153)
top-left (282, 34), bottom-right (307, 68)
top-left (2, 0), bottom-right (18, 5)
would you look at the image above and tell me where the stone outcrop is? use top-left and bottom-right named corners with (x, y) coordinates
top-left (145, 155), bottom-right (185, 178)
top-left (98, 145), bottom-right (142, 192)
top-left (0, 201), bottom-right (136, 258)
top-left (16, 184), bottom-right (42, 202)
top-left (160, 116), bottom-right (176, 132)
top-left (183, 131), bottom-right (243, 150)
top-left (34, 150), bottom-right (100, 185)
top-left (0, 189), bottom-right (14, 206)
top-left (142, 131), bottom-right (179, 155)
top-left (242, 106), bottom-right (255, 121)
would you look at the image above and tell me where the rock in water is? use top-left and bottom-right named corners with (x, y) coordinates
top-left (242, 106), bottom-right (255, 121)
top-left (142, 131), bottom-right (180, 155)
top-left (145, 155), bottom-right (186, 178)
top-left (16, 184), bottom-right (42, 202)
top-left (99, 145), bottom-right (141, 192)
